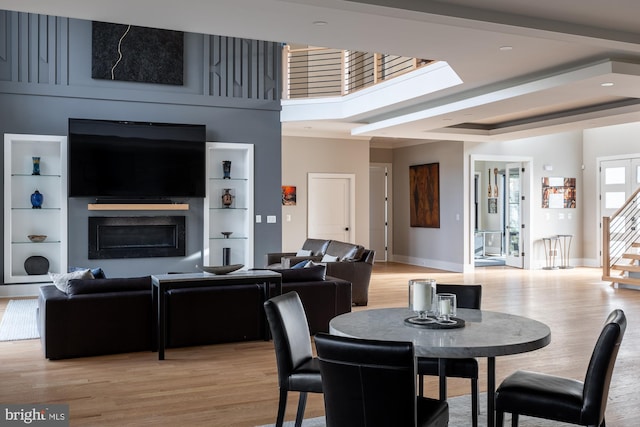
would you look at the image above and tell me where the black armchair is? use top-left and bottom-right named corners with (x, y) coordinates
top-left (495, 309), bottom-right (626, 427)
top-left (417, 284), bottom-right (482, 427)
top-left (315, 333), bottom-right (449, 427)
top-left (263, 292), bottom-right (323, 427)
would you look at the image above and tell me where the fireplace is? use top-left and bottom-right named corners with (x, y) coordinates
top-left (89, 216), bottom-right (186, 259)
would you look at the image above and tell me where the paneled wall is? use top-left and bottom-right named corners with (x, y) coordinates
top-left (0, 10), bottom-right (283, 278)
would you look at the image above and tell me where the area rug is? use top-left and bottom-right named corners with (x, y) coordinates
top-left (256, 392), bottom-right (576, 427)
top-left (0, 299), bottom-right (40, 341)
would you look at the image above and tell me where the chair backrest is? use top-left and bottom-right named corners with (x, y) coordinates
top-left (436, 284), bottom-right (482, 309)
top-left (581, 309), bottom-right (627, 425)
top-left (314, 333), bottom-right (417, 427)
top-left (263, 292), bottom-right (314, 387)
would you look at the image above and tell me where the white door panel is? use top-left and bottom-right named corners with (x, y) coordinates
top-left (308, 174), bottom-right (355, 242)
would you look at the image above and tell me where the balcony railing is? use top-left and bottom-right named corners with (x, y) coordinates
top-left (283, 45), bottom-right (433, 100)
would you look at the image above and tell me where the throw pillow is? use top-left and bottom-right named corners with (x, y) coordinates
top-left (291, 260), bottom-right (311, 269)
top-left (68, 266), bottom-right (107, 279)
top-left (321, 254), bottom-right (339, 262)
top-left (296, 249), bottom-right (312, 256)
top-left (49, 269), bottom-right (94, 294)
top-left (269, 264), bottom-right (326, 282)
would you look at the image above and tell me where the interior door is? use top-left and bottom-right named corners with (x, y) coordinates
top-left (505, 163), bottom-right (523, 268)
top-left (600, 158), bottom-right (640, 264)
top-left (370, 164), bottom-right (389, 261)
top-left (308, 173), bottom-right (355, 242)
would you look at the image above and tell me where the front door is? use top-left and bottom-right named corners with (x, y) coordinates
top-left (505, 163), bottom-right (524, 268)
top-left (308, 173), bottom-right (355, 242)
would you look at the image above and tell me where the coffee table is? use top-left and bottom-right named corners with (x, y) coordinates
top-left (330, 307), bottom-right (551, 427)
top-left (152, 270), bottom-right (282, 360)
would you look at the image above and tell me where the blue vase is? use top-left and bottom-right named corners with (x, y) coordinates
top-left (31, 190), bottom-right (43, 209)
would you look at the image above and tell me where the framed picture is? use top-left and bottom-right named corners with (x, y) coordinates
top-left (282, 186), bottom-right (296, 206)
top-left (488, 197), bottom-right (498, 214)
top-left (409, 163), bottom-right (440, 228)
top-left (542, 177), bottom-right (576, 208)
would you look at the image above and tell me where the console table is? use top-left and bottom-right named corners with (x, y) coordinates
top-left (151, 270), bottom-right (282, 360)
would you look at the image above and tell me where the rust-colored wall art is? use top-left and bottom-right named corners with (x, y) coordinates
top-left (410, 163), bottom-right (440, 228)
top-left (282, 186), bottom-right (297, 206)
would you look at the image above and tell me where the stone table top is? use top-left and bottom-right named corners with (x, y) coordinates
top-left (329, 307), bottom-right (551, 358)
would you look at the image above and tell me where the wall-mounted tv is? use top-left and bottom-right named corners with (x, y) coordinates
top-left (68, 118), bottom-right (206, 199)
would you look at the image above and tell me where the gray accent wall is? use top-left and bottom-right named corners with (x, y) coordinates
top-left (0, 11), bottom-right (283, 278)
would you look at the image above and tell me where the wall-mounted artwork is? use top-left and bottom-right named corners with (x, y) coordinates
top-left (92, 22), bottom-right (184, 85)
top-left (410, 163), bottom-right (440, 228)
top-left (488, 197), bottom-right (498, 214)
top-left (542, 177), bottom-right (576, 208)
top-left (282, 186), bottom-right (296, 206)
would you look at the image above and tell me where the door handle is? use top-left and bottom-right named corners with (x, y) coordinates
top-left (345, 227), bottom-right (349, 231)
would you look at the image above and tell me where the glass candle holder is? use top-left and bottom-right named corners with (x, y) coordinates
top-left (436, 293), bottom-right (457, 323)
top-left (409, 279), bottom-right (436, 319)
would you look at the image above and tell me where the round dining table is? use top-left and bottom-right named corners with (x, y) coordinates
top-left (329, 307), bottom-right (551, 427)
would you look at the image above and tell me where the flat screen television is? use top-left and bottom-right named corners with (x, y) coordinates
top-left (68, 118), bottom-right (206, 199)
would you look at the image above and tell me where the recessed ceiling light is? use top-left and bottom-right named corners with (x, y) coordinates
top-left (303, 126), bottom-right (312, 129)
top-left (499, 46), bottom-right (513, 51)
top-left (601, 82), bottom-right (614, 87)
top-left (312, 21), bottom-right (328, 26)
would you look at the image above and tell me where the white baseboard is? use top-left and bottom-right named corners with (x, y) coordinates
top-left (0, 283), bottom-right (41, 298)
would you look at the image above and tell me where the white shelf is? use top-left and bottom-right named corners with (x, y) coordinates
top-left (204, 142), bottom-right (254, 268)
top-left (4, 134), bottom-right (68, 284)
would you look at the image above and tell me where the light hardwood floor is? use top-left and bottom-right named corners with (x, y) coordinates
top-left (1, 264), bottom-right (639, 426)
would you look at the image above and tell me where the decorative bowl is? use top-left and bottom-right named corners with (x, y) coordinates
top-left (201, 264), bottom-right (244, 275)
top-left (27, 234), bottom-right (47, 243)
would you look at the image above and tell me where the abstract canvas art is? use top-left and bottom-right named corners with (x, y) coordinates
top-left (410, 163), bottom-right (440, 228)
top-left (92, 22), bottom-right (184, 85)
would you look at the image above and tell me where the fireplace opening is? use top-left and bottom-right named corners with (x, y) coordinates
top-left (89, 216), bottom-right (186, 259)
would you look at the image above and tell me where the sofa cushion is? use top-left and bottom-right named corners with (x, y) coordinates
top-left (325, 241), bottom-right (365, 261)
top-left (296, 249), bottom-right (312, 257)
top-left (269, 264), bottom-right (326, 282)
top-left (301, 238), bottom-right (331, 256)
top-left (66, 276), bottom-right (152, 296)
top-left (49, 269), bottom-right (94, 294)
top-left (321, 254), bottom-right (339, 262)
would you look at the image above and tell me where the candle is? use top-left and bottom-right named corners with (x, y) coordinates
top-left (439, 299), bottom-right (452, 316)
top-left (412, 282), bottom-right (431, 312)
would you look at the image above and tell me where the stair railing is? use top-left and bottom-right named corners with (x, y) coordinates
top-left (603, 185), bottom-right (640, 279)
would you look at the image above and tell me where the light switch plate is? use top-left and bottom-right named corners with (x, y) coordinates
top-left (267, 215), bottom-right (276, 223)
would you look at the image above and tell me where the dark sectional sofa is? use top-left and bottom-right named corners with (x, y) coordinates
top-left (266, 238), bottom-right (375, 305)
top-left (37, 266), bottom-right (351, 360)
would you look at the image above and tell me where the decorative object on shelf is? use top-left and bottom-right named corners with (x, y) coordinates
top-left (222, 160), bottom-right (232, 179)
top-left (30, 189), bottom-right (43, 209)
top-left (201, 264), bottom-right (243, 275)
top-left (222, 247), bottom-right (231, 266)
top-left (221, 188), bottom-right (234, 208)
top-left (221, 231), bottom-right (233, 238)
top-left (32, 157), bottom-right (40, 175)
top-left (24, 255), bottom-right (49, 275)
top-left (27, 234), bottom-right (47, 243)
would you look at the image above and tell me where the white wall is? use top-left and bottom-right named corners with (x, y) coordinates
top-left (465, 131), bottom-right (584, 269)
top-left (281, 136), bottom-right (370, 253)
top-left (583, 122), bottom-right (640, 266)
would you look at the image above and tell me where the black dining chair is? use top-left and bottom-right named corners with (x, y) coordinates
top-left (495, 309), bottom-right (626, 427)
top-left (315, 333), bottom-right (449, 427)
top-left (263, 292), bottom-right (323, 427)
top-left (417, 283), bottom-right (482, 427)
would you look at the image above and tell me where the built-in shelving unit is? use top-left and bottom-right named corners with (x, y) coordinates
top-left (204, 142), bottom-right (254, 268)
top-left (4, 134), bottom-right (68, 284)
